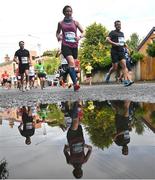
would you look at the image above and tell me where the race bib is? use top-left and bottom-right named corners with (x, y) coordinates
top-left (26, 122), bottom-right (33, 129)
top-left (118, 37), bottom-right (125, 46)
top-left (21, 57), bottom-right (28, 64)
top-left (72, 142), bottom-right (83, 153)
top-left (65, 32), bottom-right (76, 42)
top-left (124, 130), bottom-right (130, 140)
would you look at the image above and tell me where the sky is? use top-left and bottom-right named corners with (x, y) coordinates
top-left (0, 0), bottom-right (154, 62)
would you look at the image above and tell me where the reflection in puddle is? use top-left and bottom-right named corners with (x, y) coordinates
top-left (0, 100), bottom-right (155, 179)
top-left (0, 159), bottom-right (9, 179)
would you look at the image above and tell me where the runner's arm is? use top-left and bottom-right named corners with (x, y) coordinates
top-left (75, 21), bottom-right (85, 41)
top-left (84, 144), bottom-right (92, 163)
top-left (63, 144), bottom-right (70, 164)
top-left (13, 56), bottom-right (19, 64)
top-left (56, 22), bottom-right (62, 41)
top-left (106, 36), bottom-right (120, 46)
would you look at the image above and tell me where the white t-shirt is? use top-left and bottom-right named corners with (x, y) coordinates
top-left (29, 66), bottom-right (35, 76)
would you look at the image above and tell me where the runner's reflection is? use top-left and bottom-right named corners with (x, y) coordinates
top-left (63, 101), bottom-right (92, 178)
top-left (18, 106), bottom-right (35, 145)
top-left (111, 100), bottom-right (132, 155)
top-left (0, 159), bottom-right (9, 179)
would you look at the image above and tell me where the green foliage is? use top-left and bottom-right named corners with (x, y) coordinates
top-left (82, 102), bottom-right (115, 150)
top-left (146, 41), bottom-right (155, 57)
top-left (131, 105), bottom-right (146, 135)
top-left (43, 56), bottom-right (60, 74)
top-left (43, 50), bottom-right (54, 57)
top-left (79, 23), bottom-right (111, 70)
top-left (46, 104), bottom-right (64, 127)
top-left (42, 49), bottom-right (60, 74)
top-left (131, 52), bottom-right (144, 63)
top-left (126, 33), bottom-right (143, 64)
top-left (126, 33), bottom-right (141, 52)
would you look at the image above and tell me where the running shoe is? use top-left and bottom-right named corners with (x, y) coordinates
top-left (68, 84), bottom-right (72, 89)
top-left (74, 84), bottom-right (80, 91)
top-left (124, 80), bottom-right (134, 87)
top-left (105, 73), bottom-right (110, 83)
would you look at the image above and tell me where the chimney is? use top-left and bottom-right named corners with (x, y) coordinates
top-left (4, 54), bottom-right (10, 62)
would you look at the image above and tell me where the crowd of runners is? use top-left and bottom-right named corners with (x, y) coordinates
top-left (0, 5), bottom-right (134, 92)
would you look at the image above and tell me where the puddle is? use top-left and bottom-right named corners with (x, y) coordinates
top-left (0, 100), bottom-right (155, 179)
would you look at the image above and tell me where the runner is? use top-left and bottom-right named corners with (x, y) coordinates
top-left (35, 60), bottom-right (46, 89)
top-left (85, 63), bottom-right (93, 85)
top-left (56, 5), bottom-right (84, 91)
top-left (74, 58), bottom-right (81, 84)
top-left (15, 68), bottom-right (22, 90)
top-left (28, 63), bottom-right (35, 89)
top-left (56, 49), bottom-right (69, 88)
top-left (105, 20), bottom-right (133, 86)
top-left (116, 44), bottom-right (134, 83)
top-left (1, 71), bottom-right (9, 89)
top-left (13, 41), bottom-right (31, 91)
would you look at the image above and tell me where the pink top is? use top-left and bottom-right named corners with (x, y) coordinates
top-left (60, 20), bottom-right (78, 48)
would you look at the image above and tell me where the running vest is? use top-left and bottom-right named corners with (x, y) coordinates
top-left (60, 20), bottom-right (78, 48)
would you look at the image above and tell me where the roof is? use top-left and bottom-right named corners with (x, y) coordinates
top-left (137, 27), bottom-right (155, 51)
top-left (0, 60), bottom-right (14, 67)
top-left (141, 117), bottom-right (155, 133)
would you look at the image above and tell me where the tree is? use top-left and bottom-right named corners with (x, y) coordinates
top-left (79, 23), bottom-right (111, 71)
top-left (43, 56), bottom-right (60, 74)
top-left (42, 49), bottom-right (60, 74)
top-left (43, 50), bottom-right (54, 57)
top-left (146, 41), bottom-right (155, 57)
top-left (82, 101), bottom-right (116, 150)
top-left (131, 52), bottom-right (144, 63)
top-left (46, 104), bottom-right (64, 127)
top-left (126, 33), bottom-right (141, 52)
top-left (126, 33), bottom-right (144, 63)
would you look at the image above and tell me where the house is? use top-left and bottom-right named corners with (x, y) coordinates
top-left (138, 27), bottom-right (155, 80)
top-left (140, 102), bottom-right (155, 133)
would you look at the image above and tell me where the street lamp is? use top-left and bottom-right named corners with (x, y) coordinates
top-left (28, 34), bottom-right (42, 57)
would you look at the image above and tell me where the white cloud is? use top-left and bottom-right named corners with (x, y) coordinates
top-left (0, 0), bottom-right (154, 62)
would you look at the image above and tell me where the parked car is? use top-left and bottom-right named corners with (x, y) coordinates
top-left (46, 75), bottom-right (59, 86)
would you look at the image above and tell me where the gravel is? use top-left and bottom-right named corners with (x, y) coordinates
top-left (0, 82), bottom-right (155, 107)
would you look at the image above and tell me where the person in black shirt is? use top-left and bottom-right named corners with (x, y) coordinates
top-left (18, 106), bottom-right (35, 145)
top-left (13, 41), bottom-right (31, 91)
top-left (105, 20), bottom-right (133, 86)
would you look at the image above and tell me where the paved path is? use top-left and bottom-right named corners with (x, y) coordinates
top-left (0, 82), bottom-right (155, 107)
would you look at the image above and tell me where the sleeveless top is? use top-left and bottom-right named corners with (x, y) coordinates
top-left (60, 20), bottom-right (78, 48)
